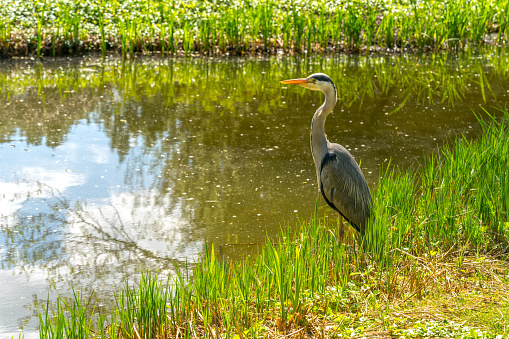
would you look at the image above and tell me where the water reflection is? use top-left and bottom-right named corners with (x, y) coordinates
top-left (1, 48), bottom-right (509, 335)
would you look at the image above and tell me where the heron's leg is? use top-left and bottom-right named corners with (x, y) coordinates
top-left (338, 216), bottom-right (344, 238)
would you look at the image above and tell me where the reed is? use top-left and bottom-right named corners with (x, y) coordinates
top-left (316, 3), bottom-right (328, 49)
top-left (344, 3), bottom-right (363, 49)
top-left (281, 9), bottom-right (291, 51)
top-left (292, 4), bottom-right (306, 52)
top-left (259, 0), bottom-right (274, 50)
top-left (363, 5), bottom-right (378, 48)
top-left (329, 11), bottom-right (343, 50)
top-left (36, 17), bottom-right (43, 57)
top-left (497, 0), bottom-right (509, 43)
top-left (0, 0), bottom-right (507, 57)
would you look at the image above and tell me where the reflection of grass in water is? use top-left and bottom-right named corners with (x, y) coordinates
top-left (37, 109), bottom-right (509, 338)
top-left (0, 47), bottom-right (508, 112)
top-left (1, 0), bottom-right (508, 56)
top-left (1, 49), bottom-right (508, 176)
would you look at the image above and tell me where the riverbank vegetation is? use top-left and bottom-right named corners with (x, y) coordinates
top-left (1, 0), bottom-right (509, 57)
top-left (35, 108), bottom-right (509, 338)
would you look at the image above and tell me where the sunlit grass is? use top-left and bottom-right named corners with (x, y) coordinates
top-left (0, 0), bottom-right (508, 57)
top-left (32, 108), bottom-right (509, 338)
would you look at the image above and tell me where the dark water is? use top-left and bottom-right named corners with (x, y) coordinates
top-left (1, 48), bottom-right (509, 337)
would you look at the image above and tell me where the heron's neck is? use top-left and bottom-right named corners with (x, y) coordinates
top-left (310, 89), bottom-right (337, 167)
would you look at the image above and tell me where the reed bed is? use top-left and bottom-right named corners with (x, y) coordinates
top-left (36, 108), bottom-right (509, 338)
top-left (0, 0), bottom-right (508, 57)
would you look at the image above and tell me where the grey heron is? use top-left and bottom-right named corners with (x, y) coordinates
top-left (281, 73), bottom-right (372, 235)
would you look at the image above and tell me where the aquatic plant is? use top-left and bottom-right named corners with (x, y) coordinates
top-left (0, 0), bottom-right (508, 57)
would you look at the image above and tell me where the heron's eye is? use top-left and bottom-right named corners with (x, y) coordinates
top-left (311, 79), bottom-right (317, 83)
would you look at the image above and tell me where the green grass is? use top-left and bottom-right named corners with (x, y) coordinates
top-left (0, 0), bottom-right (508, 57)
top-left (32, 108), bottom-right (509, 338)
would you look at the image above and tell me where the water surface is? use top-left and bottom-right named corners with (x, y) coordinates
top-left (1, 48), bottom-right (509, 337)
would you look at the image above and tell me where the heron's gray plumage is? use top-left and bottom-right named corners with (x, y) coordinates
top-left (281, 73), bottom-right (372, 234)
top-left (319, 143), bottom-right (372, 232)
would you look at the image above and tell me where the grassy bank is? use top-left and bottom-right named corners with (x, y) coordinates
top-left (34, 108), bottom-right (509, 338)
top-left (1, 0), bottom-right (508, 57)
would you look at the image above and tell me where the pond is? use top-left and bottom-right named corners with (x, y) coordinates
top-left (1, 47), bottom-right (509, 337)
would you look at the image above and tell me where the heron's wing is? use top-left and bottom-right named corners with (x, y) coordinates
top-left (319, 143), bottom-right (372, 232)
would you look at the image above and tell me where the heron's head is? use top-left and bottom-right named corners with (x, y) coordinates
top-left (280, 73), bottom-right (337, 99)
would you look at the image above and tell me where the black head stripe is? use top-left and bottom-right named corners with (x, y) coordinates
top-left (310, 73), bottom-right (334, 84)
top-left (310, 73), bottom-right (337, 97)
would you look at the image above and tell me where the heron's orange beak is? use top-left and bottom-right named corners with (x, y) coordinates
top-left (280, 78), bottom-right (309, 85)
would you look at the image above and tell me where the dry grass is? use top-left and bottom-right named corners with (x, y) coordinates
top-left (255, 254), bottom-right (509, 338)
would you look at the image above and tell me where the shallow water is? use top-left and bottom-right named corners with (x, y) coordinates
top-left (1, 48), bottom-right (509, 336)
